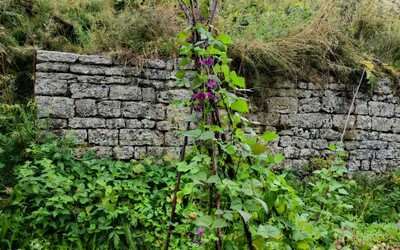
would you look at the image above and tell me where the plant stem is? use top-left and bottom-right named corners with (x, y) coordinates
top-left (164, 109), bottom-right (193, 250)
top-left (340, 68), bottom-right (366, 143)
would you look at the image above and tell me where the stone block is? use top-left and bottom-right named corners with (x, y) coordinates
top-left (371, 117), bottom-right (393, 132)
top-left (70, 64), bottom-right (105, 75)
top-left (368, 101), bottom-right (394, 117)
top-left (267, 97), bottom-right (298, 113)
top-left (39, 118), bottom-right (68, 129)
top-left (35, 78), bottom-right (68, 95)
top-left (147, 147), bottom-right (180, 158)
top-left (77, 75), bottom-right (105, 84)
top-left (282, 114), bottom-right (331, 128)
top-left (88, 129), bottom-right (118, 146)
top-left (70, 83), bottom-right (109, 99)
top-left (36, 72), bottom-right (76, 81)
top-left (37, 50), bottom-right (78, 63)
top-left (109, 85), bottom-right (141, 100)
top-left (106, 119), bottom-right (126, 128)
top-left (157, 89), bottom-right (192, 103)
top-left (126, 119), bottom-right (142, 128)
top-left (98, 100), bottom-right (121, 117)
top-left (75, 99), bottom-right (97, 117)
top-left (322, 95), bottom-right (350, 114)
top-left (156, 121), bottom-right (172, 131)
top-left (36, 63), bottom-right (69, 72)
top-left (113, 146), bottom-right (135, 160)
top-left (69, 118), bottom-right (106, 128)
top-left (36, 96), bottom-right (74, 118)
top-left (78, 55), bottom-right (113, 65)
top-left (63, 129), bottom-right (88, 144)
top-left (299, 97), bottom-right (321, 113)
top-left (142, 119), bottom-right (156, 129)
top-left (142, 88), bottom-right (156, 102)
top-left (120, 129), bottom-right (164, 146)
top-left (122, 102), bottom-right (166, 120)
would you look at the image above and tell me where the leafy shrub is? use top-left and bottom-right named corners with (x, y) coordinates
top-left (4, 136), bottom-right (180, 249)
top-left (0, 103), bottom-right (38, 187)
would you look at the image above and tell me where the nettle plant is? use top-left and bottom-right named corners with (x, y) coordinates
top-left (164, 1), bottom-right (319, 249)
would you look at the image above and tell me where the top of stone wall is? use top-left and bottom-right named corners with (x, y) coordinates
top-left (36, 50), bottom-right (176, 70)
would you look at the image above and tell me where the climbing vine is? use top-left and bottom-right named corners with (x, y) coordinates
top-left (164, 1), bottom-right (318, 249)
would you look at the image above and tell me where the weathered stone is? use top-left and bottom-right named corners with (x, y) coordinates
top-left (281, 114), bottom-right (331, 128)
top-left (36, 63), bottom-right (69, 72)
top-left (354, 100), bottom-right (369, 115)
top-left (144, 59), bottom-right (167, 69)
top-left (283, 147), bottom-right (299, 158)
top-left (109, 86), bottom-right (141, 100)
top-left (299, 97), bottom-right (320, 113)
top-left (373, 78), bottom-right (392, 95)
top-left (256, 112), bottom-right (280, 126)
top-left (69, 118), bottom-right (106, 128)
top-left (113, 146), bottom-right (135, 160)
top-left (322, 94), bottom-right (349, 113)
top-left (37, 50), bottom-right (78, 63)
top-left (368, 101), bottom-right (395, 117)
top-left (98, 100), bottom-right (121, 117)
top-left (106, 119), bottom-right (126, 128)
top-left (332, 115), bottom-right (355, 129)
top-left (122, 102), bottom-right (166, 120)
top-left (78, 55), bottom-right (113, 65)
top-left (103, 76), bottom-right (134, 85)
top-left (142, 119), bottom-right (156, 129)
top-left (36, 72), bottom-right (76, 81)
top-left (75, 99), bottom-right (97, 117)
top-left (156, 121), bottom-right (172, 131)
top-left (142, 88), bottom-right (156, 102)
top-left (165, 131), bottom-right (184, 146)
top-left (70, 64), bottom-right (106, 75)
top-left (379, 133), bottom-right (400, 143)
top-left (371, 117), bottom-right (393, 132)
top-left (267, 97), bottom-right (298, 113)
top-left (312, 139), bottom-right (328, 149)
top-left (70, 83), bottom-right (109, 99)
top-left (77, 75), bottom-right (105, 84)
top-left (35, 78), bottom-right (68, 95)
top-left (36, 96), bottom-right (74, 118)
top-left (157, 89), bottom-right (192, 103)
top-left (359, 140), bottom-right (388, 150)
top-left (125, 119), bottom-right (142, 128)
top-left (119, 129), bottom-right (164, 146)
top-left (104, 66), bottom-right (140, 76)
top-left (88, 129), bottom-right (118, 146)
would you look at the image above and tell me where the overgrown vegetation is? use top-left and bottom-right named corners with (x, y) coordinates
top-left (1, 0), bottom-right (400, 101)
top-left (1, 0), bottom-right (400, 249)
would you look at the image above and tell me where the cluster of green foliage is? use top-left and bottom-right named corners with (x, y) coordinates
top-left (0, 131), bottom-right (398, 249)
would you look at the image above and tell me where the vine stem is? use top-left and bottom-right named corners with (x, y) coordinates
top-left (211, 140), bottom-right (222, 250)
top-left (164, 108), bottom-right (193, 250)
top-left (340, 68), bottom-right (366, 143)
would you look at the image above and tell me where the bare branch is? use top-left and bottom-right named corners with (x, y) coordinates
top-left (208, 0), bottom-right (218, 26)
top-left (178, 0), bottom-right (193, 25)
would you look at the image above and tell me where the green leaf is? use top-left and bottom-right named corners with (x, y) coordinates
top-left (176, 70), bottom-right (186, 79)
top-left (254, 198), bottom-right (269, 214)
top-left (195, 215), bottom-right (213, 228)
top-left (198, 131), bottom-right (215, 141)
top-left (177, 162), bottom-right (191, 172)
top-left (230, 71), bottom-right (245, 88)
top-left (216, 34), bottom-right (232, 45)
top-left (182, 129), bottom-right (202, 138)
top-left (221, 64), bottom-right (230, 80)
top-left (262, 131), bottom-right (279, 142)
top-left (132, 164), bottom-right (145, 174)
top-left (231, 99), bottom-right (249, 113)
top-left (251, 143), bottom-right (267, 155)
top-left (238, 210), bottom-right (252, 223)
top-left (256, 225), bottom-right (281, 239)
top-left (273, 153), bottom-right (285, 164)
top-left (207, 175), bottom-right (220, 184)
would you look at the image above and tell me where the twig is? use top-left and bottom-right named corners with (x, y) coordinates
top-left (340, 68), bottom-right (366, 143)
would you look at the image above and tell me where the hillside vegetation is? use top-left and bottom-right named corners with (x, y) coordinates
top-left (1, 0), bottom-right (400, 102)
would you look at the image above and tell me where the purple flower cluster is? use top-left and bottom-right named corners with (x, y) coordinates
top-left (207, 79), bottom-right (217, 89)
top-left (193, 227), bottom-right (205, 245)
top-left (199, 57), bottom-right (214, 66)
top-left (192, 91), bottom-right (217, 102)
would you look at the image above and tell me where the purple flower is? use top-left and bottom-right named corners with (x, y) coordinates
top-left (196, 227), bottom-right (205, 237)
top-left (199, 57), bottom-right (214, 66)
top-left (206, 92), bottom-right (218, 102)
top-left (207, 79), bottom-right (217, 89)
top-left (192, 92), bottom-right (207, 100)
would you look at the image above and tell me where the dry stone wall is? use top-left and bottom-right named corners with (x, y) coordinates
top-left (252, 79), bottom-right (400, 172)
top-left (35, 50), bottom-right (191, 159)
top-left (35, 50), bottom-right (400, 171)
